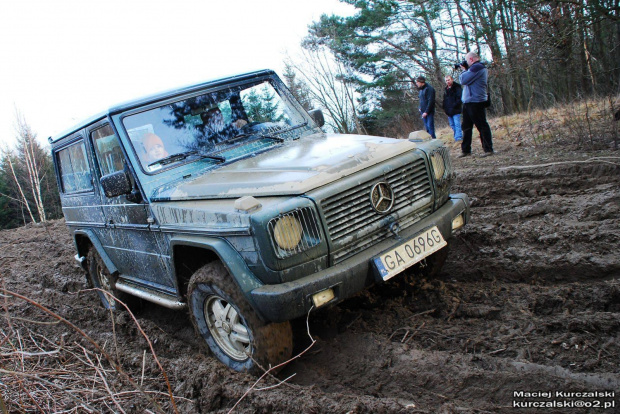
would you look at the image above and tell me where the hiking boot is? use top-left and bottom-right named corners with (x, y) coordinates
top-left (480, 151), bottom-right (494, 157)
top-left (457, 152), bottom-right (471, 158)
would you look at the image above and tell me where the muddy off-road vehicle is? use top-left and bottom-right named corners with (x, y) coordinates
top-left (50, 70), bottom-right (470, 374)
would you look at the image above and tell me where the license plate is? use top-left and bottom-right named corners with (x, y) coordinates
top-left (373, 226), bottom-right (447, 281)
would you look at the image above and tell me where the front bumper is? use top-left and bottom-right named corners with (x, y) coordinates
top-left (250, 193), bottom-right (470, 322)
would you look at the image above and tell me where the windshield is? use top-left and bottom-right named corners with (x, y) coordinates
top-left (123, 79), bottom-right (315, 173)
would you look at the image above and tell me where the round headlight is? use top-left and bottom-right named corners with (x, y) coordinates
top-left (431, 152), bottom-right (446, 180)
top-left (273, 216), bottom-right (303, 250)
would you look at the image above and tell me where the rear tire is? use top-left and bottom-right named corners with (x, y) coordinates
top-left (86, 248), bottom-right (138, 311)
top-left (188, 261), bottom-right (293, 375)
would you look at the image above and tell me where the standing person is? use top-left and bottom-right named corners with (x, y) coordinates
top-left (442, 75), bottom-right (463, 142)
top-left (415, 76), bottom-right (436, 139)
top-left (458, 52), bottom-right (494, 157)
top-left (200, 106), bottom-right (247, 144)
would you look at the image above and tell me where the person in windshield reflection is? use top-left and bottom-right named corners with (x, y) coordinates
top-left (143, 133), bottom-right (169, 162)
top-left (201, 106), bottom-right (247, 144)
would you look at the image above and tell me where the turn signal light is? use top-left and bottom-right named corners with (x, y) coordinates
top-left (452, 214), bottom-right (464, 231)
top-left (312, 289), bottom-right (335, 308)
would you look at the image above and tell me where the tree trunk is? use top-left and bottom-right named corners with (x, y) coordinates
top-left (6, 156), bottom-right (36, 224)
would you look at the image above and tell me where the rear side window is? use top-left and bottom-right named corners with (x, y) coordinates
top-left (57, 141), bottom-right (93, 193)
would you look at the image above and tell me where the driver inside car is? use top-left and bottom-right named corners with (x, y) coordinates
top-left (201, 106), bottom-right (247, 144)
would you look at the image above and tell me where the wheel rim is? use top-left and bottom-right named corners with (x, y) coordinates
top-left (96, 262), bottom-right (112, 292)
top-left (204, 295), bottom-right (251, 361)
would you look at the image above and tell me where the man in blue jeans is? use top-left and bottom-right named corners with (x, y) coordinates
top-left (442, 75), bottom-right (463, 142)
top-left (458, 52), bottom-right (493, 157)
top-left (416, 76), bottom-right (436, 139)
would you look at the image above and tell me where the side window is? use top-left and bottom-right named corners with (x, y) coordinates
top-left (57, 141), bottom-right (93, 193)
top-left (92, 124), bottom-right (125, 176)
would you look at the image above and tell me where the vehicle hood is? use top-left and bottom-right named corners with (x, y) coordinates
top-left (150, 133), bottom-right (419, 200)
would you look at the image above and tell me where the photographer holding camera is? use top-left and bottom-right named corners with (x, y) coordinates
top-left (458, 52), bottom-right (494, 157)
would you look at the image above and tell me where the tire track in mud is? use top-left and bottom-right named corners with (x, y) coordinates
top-left (278, 274), bottom-right (620, 412)
top-left (1, 147), bottom-right (619, 413)
top-left (449, 162), bottom-right (620, 285)
top-left (275, 156), bottom-right (620, 413)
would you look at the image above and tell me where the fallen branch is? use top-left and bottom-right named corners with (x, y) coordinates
top-left (499, 157), bottom-right (620, 171)
top-left (0, 287), bottom-right (169, 414)
top-left (406, 308), bottom-right (436, 320)
top-left (79, 344), bottom-right (126, 414)
top-left (95, 288), bottom-right (178, 414)
top-left (487, 348), bottom-right (507, 355)
top-left (228, 306), bottom-right (317, 414)
top-left (404, 322), bottom-right (427, 344)
top-left (7, 316), bottom-right (61, 325)
top-left (0, 368), bottom-right (98, 412)
top-left (389, 327), bottom-right (411, 341)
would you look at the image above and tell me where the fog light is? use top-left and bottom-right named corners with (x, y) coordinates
top-left (312, 288), bottom-right (335, 308)
top-left (452, 214), bottom-right (464, 230)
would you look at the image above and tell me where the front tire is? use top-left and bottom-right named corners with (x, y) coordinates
top-left (188, 261), bottom-right (293, 374)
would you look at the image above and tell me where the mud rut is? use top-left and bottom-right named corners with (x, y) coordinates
top-left (1, 141), bottom-right (619, 413)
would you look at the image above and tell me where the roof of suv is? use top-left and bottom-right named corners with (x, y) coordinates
top-left (49, 69), bottom-right (275, 144)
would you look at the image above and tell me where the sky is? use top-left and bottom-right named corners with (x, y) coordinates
top-left (0, 0), bottom-right (354, 149)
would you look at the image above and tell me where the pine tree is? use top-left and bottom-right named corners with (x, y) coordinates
top-left (243, 86), bottom-right (284, 123)
top-left (0, 112), bottom-right (61, 229)
top-left (282, 63), bottom-right (313, 111)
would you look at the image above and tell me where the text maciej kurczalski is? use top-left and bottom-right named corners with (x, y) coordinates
top-left (514, 391), bottom-right (615, 398)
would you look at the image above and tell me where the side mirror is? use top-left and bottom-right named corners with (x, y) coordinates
top-left (308, 108), bottom-right (325, 128)
top-left (101, 170), bottom-right (132, 198)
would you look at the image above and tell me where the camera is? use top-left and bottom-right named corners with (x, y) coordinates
top-left (454, 60), bottom-right (468, 70)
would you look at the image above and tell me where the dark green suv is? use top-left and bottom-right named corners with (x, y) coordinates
top-left (50, 70), bottom-right (470, 374)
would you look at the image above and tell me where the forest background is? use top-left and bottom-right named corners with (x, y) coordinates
top-left (1, 0), bottom-right (619, 229)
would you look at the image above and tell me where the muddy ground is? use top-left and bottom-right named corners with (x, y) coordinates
top-left (1, 134), bottom-right (619, 413)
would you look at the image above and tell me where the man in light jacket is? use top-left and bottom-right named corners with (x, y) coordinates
top-left (458, 52), bottom-right (494, 157)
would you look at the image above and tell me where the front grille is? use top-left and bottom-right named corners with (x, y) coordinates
top-left (321, 158), bottom-right (433, 264)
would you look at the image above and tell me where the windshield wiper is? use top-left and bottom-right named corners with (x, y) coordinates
top-left (256, 135), bottom-right (285, 143)
top-left (148, 151), bottom-right (225, 167)
top-left (229, 132), bottom-right (285, 143)
top-left (201, 154), bottom-right (226, 163)
top-left (148, 151), bottom-right (198, 167)
top-left (230, 121), bottom-right (310, 142)
top-left (278, 122), bottom-right (309, 135)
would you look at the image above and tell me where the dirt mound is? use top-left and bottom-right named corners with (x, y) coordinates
top-left (1, 137), bottom-right (619, 413)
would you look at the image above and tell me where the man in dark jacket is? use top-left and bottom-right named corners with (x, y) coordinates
top-left (442, 75), bottom-right (463, 142)
top-left (415, 76), bottom-right (436, 138)
top-left (458, 52), bottom-right (493, 157)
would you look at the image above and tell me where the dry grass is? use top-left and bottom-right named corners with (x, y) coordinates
top-left (1, 281), bottom-right (315, 413)
top-left (435, 95), bottom-right (620, 150)
top-left (0, 286), bottom-right (185, 413)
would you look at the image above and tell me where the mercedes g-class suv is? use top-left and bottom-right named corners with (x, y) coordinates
top-left (50, 70), bottom-right (470, 374)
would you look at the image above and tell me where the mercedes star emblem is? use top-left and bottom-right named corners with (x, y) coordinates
top-left (369, 182), bottom-right (395, 213)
